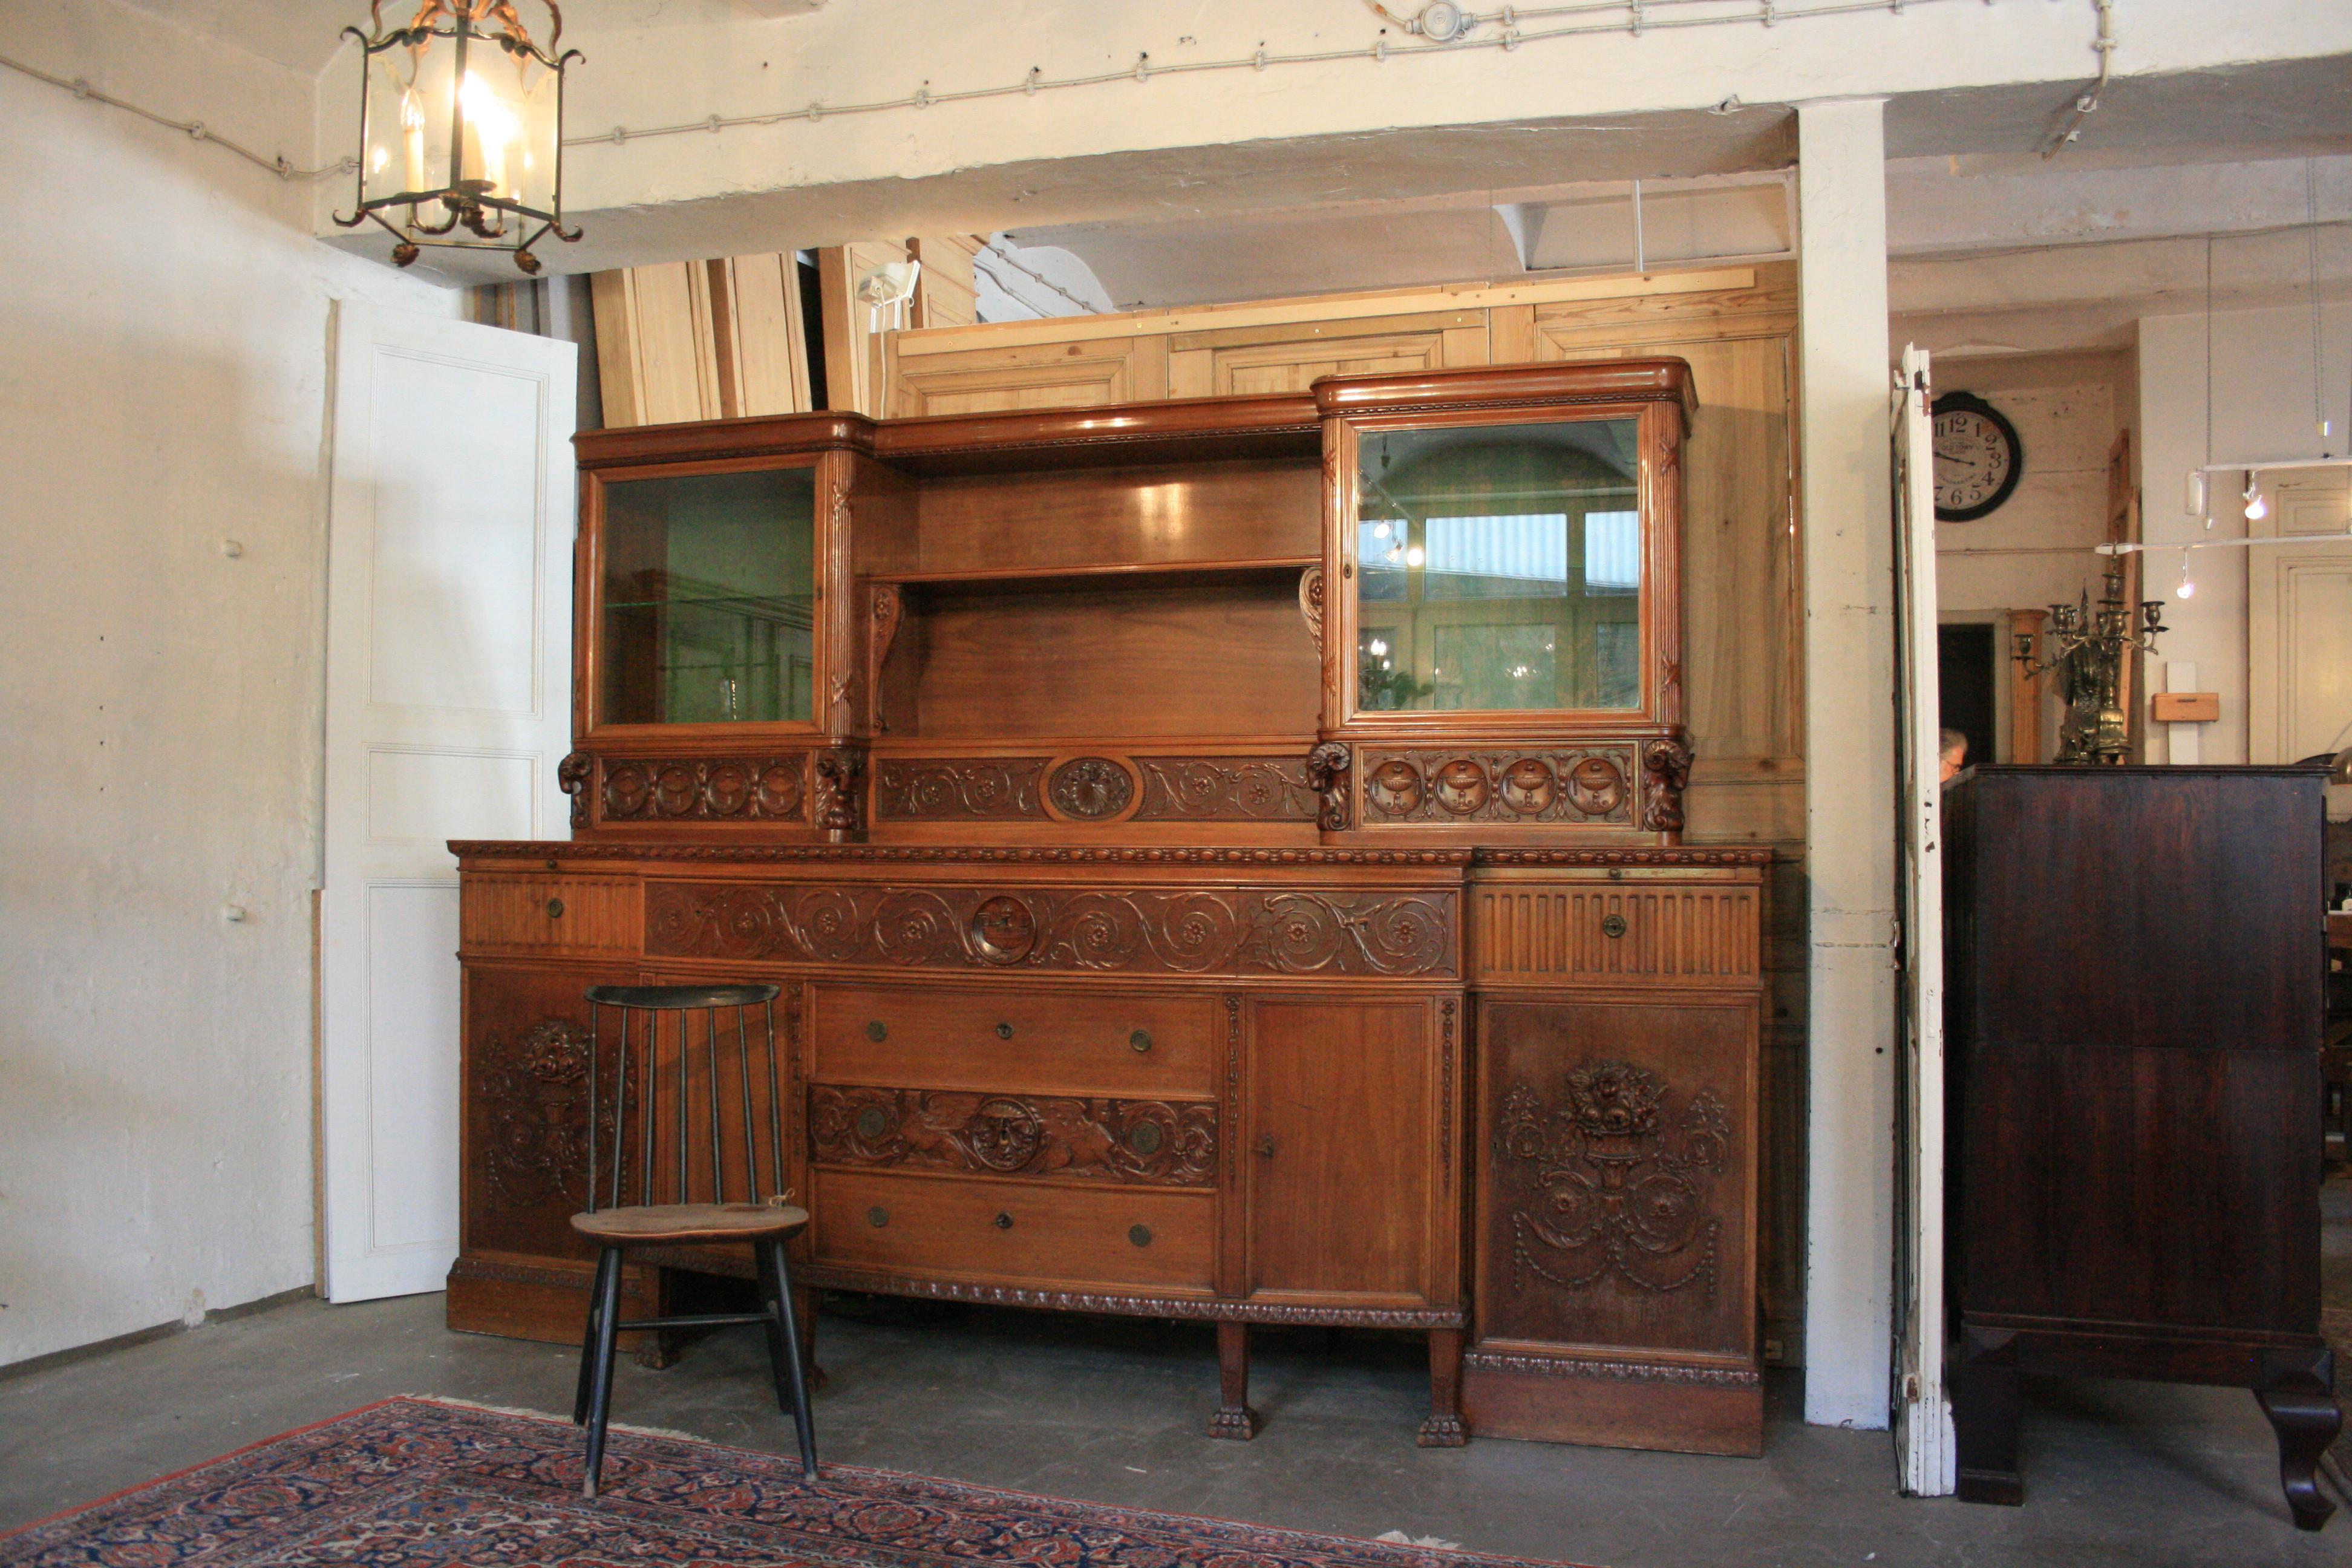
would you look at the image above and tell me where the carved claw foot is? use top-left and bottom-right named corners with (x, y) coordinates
top-left (1416, 1414), bottom-right (1469, 1448)
top-left (1208, 1405), bottom-right (1261, 1441)
top-left (2257, 1386), bottom-right (2342, 1532)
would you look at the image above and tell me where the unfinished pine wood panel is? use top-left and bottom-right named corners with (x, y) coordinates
top-left (890, 336), bottom-right (1169, 417)
top-left (910, 236), bottom-right (984, 330)
top-left (591, 263), bottom-right (717, 428)
top-left (725, 253), bottom-right (813, 416)
top-left (820, 240), bottom-right (910, 417)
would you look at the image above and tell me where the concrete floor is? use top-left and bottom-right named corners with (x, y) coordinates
top-left (4, 1290), bottom-right (2348, 1568)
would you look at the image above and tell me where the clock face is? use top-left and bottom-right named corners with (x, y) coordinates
top-left (1931, 394), bottom-right (2023, 521)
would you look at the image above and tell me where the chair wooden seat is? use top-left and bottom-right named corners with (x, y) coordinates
top-left (570, 1202), bottom-right (810, 1246)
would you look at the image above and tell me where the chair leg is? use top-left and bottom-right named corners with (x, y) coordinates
top-left (573, 1247), bottom-right (618, 1426)
top-left (580, 1246), bottom-right (626, 1499)
top-left (757, 1238), bottom-right (819, 1479)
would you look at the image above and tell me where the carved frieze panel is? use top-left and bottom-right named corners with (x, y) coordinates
top-left (809, 1085), bottom-right (1218, 1187)
top-left (1134, 756), bottom-right (1320, 823)
top-left (1357, 746), bottom-right (1638, 826)
top-left (874, 758), bottom-right (1048, 820)
top-left (585, 754), bottom-right (810, 825)
top-left (645, 881), bottom-right (1459, 979)
top-left (1492, 1059), bottom-right (1730, 1300)
top-left (481, 1019), bottom-right (606, 1212)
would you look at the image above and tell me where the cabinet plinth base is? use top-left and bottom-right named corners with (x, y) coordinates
top-left (1462, 1357), bottom-right (1763, 1457)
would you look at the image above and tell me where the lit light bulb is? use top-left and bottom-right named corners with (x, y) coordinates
top-left (1373, 522), bottom-right (1391, 539)
top-left (2243, 472), bottom-right (2269, 522)
top-left (1368, 638), bottom-right (1388, 656)
top-left (2177, 554), bottom-right (2196, 601)
top-left (1405, 545), bottom-right (1426, 567)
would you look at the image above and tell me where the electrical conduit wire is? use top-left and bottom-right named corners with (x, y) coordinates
top-left (0, 50), bottom-right (354, 180)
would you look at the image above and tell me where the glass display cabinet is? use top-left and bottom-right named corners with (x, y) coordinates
top-left (1318, 362), bottom-right (1693, 836)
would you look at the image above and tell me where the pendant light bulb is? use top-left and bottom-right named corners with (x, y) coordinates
top-left (2176, 553), bottom-right (2195, 601)
top-left (2243, 471), bottom-right (2269, 522)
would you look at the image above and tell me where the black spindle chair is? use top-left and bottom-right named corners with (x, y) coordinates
top-left (570, 982), bottom-right (815, 1498)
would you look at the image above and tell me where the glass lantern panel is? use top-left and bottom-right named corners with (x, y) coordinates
top-left (510, 60), bottom-right (561, 216)
top-left (360, 33), bottom-right (457, 209)
top-left (598, 468), bottom-right (818, 727)
top-left (1354, 418), bottom-right (1644, 713)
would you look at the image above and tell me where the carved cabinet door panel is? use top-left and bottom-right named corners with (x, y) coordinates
top-left (462, 964), bottom-right (632, 1265)
top-left (1473, 997), bottom-right (1757, 1361)
top-left (1245, 996), bottom-right (1437, 1303)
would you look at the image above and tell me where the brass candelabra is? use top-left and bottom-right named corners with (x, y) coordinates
top-left (2013, 565), bottom-right (2166, 766)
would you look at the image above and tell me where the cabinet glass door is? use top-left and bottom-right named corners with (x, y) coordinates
top-left (597, 466), bottom-right (817, 726)
top-left (1355, 418), bottom-right (1642, 713)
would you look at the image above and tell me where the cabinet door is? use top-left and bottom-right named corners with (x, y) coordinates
top-left (1246, 997), bottom-right (1437, 1302)
top-left (462, 964), bottom-right (627, 1264)
top-left (1474, 996), bottom-right (1757, 1361)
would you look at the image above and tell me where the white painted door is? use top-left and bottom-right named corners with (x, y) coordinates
top-left (2249, 468), bottom-right (2352, 820)
top-left (1891, 344), bottom-right (1955, 1495)
top-left (321, 302), bottom-right (575, 1302)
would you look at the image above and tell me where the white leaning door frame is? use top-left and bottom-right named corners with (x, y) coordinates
top-left (319, 302), bottom-right (576, 1302)
top-left (1891, 344), bottom-right (1954, 1495)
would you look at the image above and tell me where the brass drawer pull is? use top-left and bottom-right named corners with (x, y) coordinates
top-left (995, 1022), bottom-right (1014, 1040)
top-left (866, 1020), bottom-right (888, 1042)
top-left (545, 898), bottom-right (565, 920)
top-left (866, 1206), bottom-right (889, 1228)
top-left (991, 1211), bottom-right (1014, 1230)
top-left (1601, 913), bottom-right (1628, 939)
top-left (1129, 1030), bottom-right (1153, 1053)
top-left (1129, 1224), bottom-right (1153, 1248)
top-left (1255, 1134), bottom-right (1278, 1158)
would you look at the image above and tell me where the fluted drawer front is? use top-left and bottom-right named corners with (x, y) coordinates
top-left (810, 1169), bottom-right (1215, 1292)
top-left (1471, 883), bottom-right (1759, 987)
top-left (810, 984), bottom-right (1216, 1097)
top-left (461, 875), bottom-right (641, 956)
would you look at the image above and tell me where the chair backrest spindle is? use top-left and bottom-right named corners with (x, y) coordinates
top-left (580, 983), bottom-right (786, 1217)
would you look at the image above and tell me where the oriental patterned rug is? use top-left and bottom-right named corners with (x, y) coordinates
top-left (0, 1396), bottom-right (1591, 1568)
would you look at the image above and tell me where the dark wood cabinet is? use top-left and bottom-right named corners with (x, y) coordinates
top-left (1945, 765), bottom-right (2340, 1530)
top-left (451, 362), bottom-right (1769, 1454)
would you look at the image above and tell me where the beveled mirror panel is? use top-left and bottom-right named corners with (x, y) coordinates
top-left (1354, 418), bottom-right (1642, 714)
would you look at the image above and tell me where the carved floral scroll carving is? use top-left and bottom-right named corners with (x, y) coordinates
top-left (1359, 748), bottom-right (1638, 826)
top-left (1136, 756), bottom-right (1319, 823)
top-left (1492, 1058), bottom-right (1730, 1299)
top-left (874, 758), bottom-right (1047, 820)
top-left (1298, 564), bottom-right (1324, 642)
top-left (482, 1019), bottom-right (603, 1211)
top-left (645, 881), bottom-right (1458, 978)
top-left (809, 1086), bottom-right (1217, 1186)
top-left (590, 756), bottom-right (809, 824)
top-left (873, 754), bottom-right (1325, 824)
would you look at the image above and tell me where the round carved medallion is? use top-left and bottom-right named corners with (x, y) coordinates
top-left (968, 895), bottom-right (1039, 965)
top-left (1432, 759), bottom-right (1492, 815)
top-left (965, 1097), bottom-right (1045, 1172)
top-left (1046, 757), bottom-right (1135, 820)
top-left (852, 1105), bottom-right (892, 1143)
top-left (653, 764), bottom-right (699, 817)
top-left (703, 761), bottom-right (751, 815)
top-left (1498, 758), bottom-right (1557, 815)
top-left (1567, 756), bottom-right (1627, 817)
top-left (754, 762), bottom-right (804, 817)
top-left (1127, 1120), bottom-right (1165, 1156)
top-left (603, 765), bottom-right (650, 818)
top-left (1366, 758), bottom-right (1425, 816)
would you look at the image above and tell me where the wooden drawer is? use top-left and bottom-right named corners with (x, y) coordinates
top-left (1469, 879), bottom-right (1759, 988)
top-left (809, 984), bottom-right (1217, 1096)
top-left (809, 1169), bottom-right (1215, 1292)
top-left (461, 875), bottom-right (641, 957)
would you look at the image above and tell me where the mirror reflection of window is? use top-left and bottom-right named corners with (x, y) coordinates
top-left (1355, 419), bottom-right (1643, 713)
top-left (599, 467), bottom-right (817, 725)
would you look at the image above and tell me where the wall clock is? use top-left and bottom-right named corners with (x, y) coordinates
top-left (1931, 391), bottom-right (2024, 522)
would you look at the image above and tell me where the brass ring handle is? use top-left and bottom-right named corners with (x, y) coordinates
top-left (995, 1022), bottom-right (1014, 1040)
top-left (1601, 913), bottom-right (1628, 939)
top-left (544, 898), bottom-right (564, 919)
top-left (1129, 1030), bottom-right (1153, 1053)
top-left (992, 1212), bottom-right (1014, 1230)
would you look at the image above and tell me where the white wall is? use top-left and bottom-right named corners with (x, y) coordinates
top-left (2137, 299), bottom-right (2352, 764)
top-left (0, 1), bottom-right (456, 1365)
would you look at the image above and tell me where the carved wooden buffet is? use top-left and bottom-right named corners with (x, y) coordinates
top-left (450, 359), bottom-right (1771, 1455)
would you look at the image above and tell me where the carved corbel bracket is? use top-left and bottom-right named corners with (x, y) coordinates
top-left (814, 746), bottom-right (868, 840)
top-left (1297, 564), bottom-right (1324, 644)
top-left (557, 751), bottom-right (593, 829)
top-left (1640, 737), bottom-right (1693, 835)
top-left (867, 584), bottom-right (904, 734)
top-left (1305, 741), bottom-right (1352, 832)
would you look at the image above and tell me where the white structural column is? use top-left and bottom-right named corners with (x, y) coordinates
top-left (1796, 97), bottom-right (1899, 1431)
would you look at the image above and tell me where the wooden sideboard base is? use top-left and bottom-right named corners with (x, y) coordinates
top-left (1462, 1355), bottom-right (1763, 1457)
top-left (447, 1250), bottom-right (661, 1357)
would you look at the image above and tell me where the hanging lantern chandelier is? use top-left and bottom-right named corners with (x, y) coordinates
top-left (335, 2), bottom-right (583, 273)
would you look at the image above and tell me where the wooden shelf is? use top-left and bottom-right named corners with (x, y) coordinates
top-left (878, 557), bottom-right (1316, 597)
